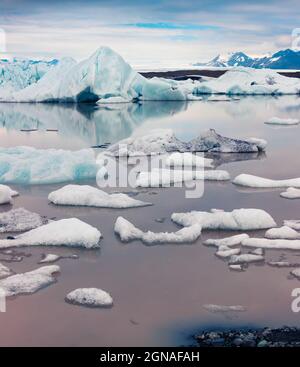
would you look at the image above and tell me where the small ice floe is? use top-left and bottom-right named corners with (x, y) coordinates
top-left (171, 208), bottom-right (276, 231)
top-left (284, 220), bottom-right (300, 231)
top-left (268, 261), bottom-right (299, 268)
top-left (0, 262), bottom-right (13, 278)
top-left (0, 146), bottom-right (98, 185)
top-left (215, 246), bottom-right (241, 258)
top-left (229, 264), bottom-right (244, 272)
top-left (265, 117), bottom-right (300, 126)
top-left (242, 238), bottom-right (300, 250)
top-left (39, 254), bottom-right (61, 264)
top-left (265, 226), bottom-right (300, 240)
top-left (204, 234), bottom-right (249, 248)
top-left (106, 129), bottom-right (266, 156)
top-left (280, 187), bottom-right (300, 199)
top-left (203, 304), bottom-right (246, 313)
top-left (165, 152), bottom-right (214, 168)
top-left (229, 253), bottom-right (264, 264)
top-left (135, 168), bottom-right (230, 187)
top-left (65, 288), bottom-right (113, 308)
top-left (114, 216), bottom-right (202, 244)
top-left (0, 208), bottom-right (47, 233)
top-left (250, 248), bottom-right (264, 256)
top-left (233, 174), bottom-right (300, 188)
top-left (290, 269), bottom-right (300, 279)
top-left (0, 218), bottom-right (101, 249)
top-left (0, 265), bottom-right (60, 296)
top-left (48, 184), bottom-right (151, 208)
top-left (0, 184), bottom-right (18, 205)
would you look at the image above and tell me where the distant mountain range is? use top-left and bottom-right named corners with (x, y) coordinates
top-left (193, 49), bottom-right (300, 69)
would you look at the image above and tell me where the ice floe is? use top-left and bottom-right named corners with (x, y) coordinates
top-left (0, 146), bottom-right (98, 184)
top-left (0, 184), bottom-right (18, 205)
top-left (172, 208), bottom-right (276, 231)
top-left (233, 174), bottom-right (300, 188)
top-left (48, 184), bottom-right (151, 208)
top-left (280, 187), bottom-right (300, 199)
top-left (0, 218), bottom-right (101, 249)
top-left (204, 234), bottom-right (249, 247)
top-left (0, 265), bottom-right (60, 296)
top-left (229, 264), bottom-right (244, 271)
top-left (194, 67), bottom-right (300, 95)
top-left (229, 253), bottom-right (264, 264)
top-left (216, 246), bottom-right (241, 258)
top-left (265, 226), bottom-right (300, 240)
top-left (0, 263), bottom-right (13, 278)
top-left (265, 117), bottom-right (300, 125)
top-left (203, 304), bottom-right (246, 313)
top-left (114, 216), bottom-right (202, 244)
top-left (106, 129), bottom-right (266, 157)
top-left (242, 238), bottom-right (300, 250)
top-left (290, 269), bottom-right (300, 279)
top-left (0, 208), bottom-right (46, 233)
top-left (284, 220), bottom-right (300, 231)
top-left (39, 254), bottom-right (61, 264)
top-left (165, 152), bottom-right (214, 168)
top-left (65, 288), bottom-right (113, 308)
top-left (135, 168), bottom-right (230, 187)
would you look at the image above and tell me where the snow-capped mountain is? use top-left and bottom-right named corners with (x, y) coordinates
top-left (194, 49), bottom-right (300, 69)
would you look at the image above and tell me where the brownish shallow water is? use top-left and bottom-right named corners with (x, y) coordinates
top-left (0, 97), bottom-right (300, 346)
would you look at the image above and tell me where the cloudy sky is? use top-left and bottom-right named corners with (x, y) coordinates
top-left (0, 0), bottom-right (299, 67)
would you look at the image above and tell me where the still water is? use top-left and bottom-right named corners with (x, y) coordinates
top-left (0, 97), bottom-right (300, 346)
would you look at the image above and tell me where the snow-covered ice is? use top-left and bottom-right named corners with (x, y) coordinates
top-left (194, 67), bottom-right (300, 95)
top-left (233, 174), bottom-right (300, 188)
top-left (0, 208), bottom-right (46, 233)
top-left (0, 146), bottom-right (98, 185)
top-left (172, 208), bottom-right (276, 231)
top-left (280, 187), bottom-right (300, 199)
top-left (114, 216), bottom-right (202, 244)
top-left (265, 117), bottom-right (300, 125)
top-left (106, 129), bottom-right (266, 157)
top-left (284, 220), bottom-right (300, 230)
top-left (0, 263), bottom-right (13, 278)
top-left (165, 152), bottom-right (214, 168)
top-left (242, 238), bottom-right (300, 250)
top-left (204, 234), bottom-right (249, 247)
top-left (48, 184), bottom-right (151, 208)
top-left (0, 218), bottom-right (101, 249)
top-left (0, 184), bottom-right (18, 205)
top-left (229, 253), bottom-right (264, 264)
top-left (65, 288), bottom-right (113, 308)
top-left (0, 265), bottom-right (59, 296)
top-left (135, 168), bottom-right (230, 187)
top-left (265, 226), bottom-right (300, 239)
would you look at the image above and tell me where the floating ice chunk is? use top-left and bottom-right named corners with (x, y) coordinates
top-left (245, 138), bottom-right (267, 151)
top-left (250, 248), bottom-right (264, 256)
top-left (165, 152), bottom-right (214, 168)
top-left (135, 168), bottom-right (230, 187)
top-left (114, 216), bottom-right (202, 244)
top-left (0, 184), bottom-right (19, 205)
top-left (204, 234), bottom-right (249, 247)
top-left (0, 263), bottom-right (13, 278)
top-left (291, 269), bottom-right (300, 279)
top-left (194, 67), bottom-right (300, 95)
top-left (140, 77), bottom-right (187, 101)
top-left (0, 146), bottom-right (97, 185)
top-left (172, 208), bottom-right (276, 231)
top-left (242, 238), bottom-right (300, 250)
top-left (265, 117), bottom-right (300, 125)
top-left (280, 187), bottom-right (300, 199)
top-left (206, 95), bottom-right (231, 101)
top-left (229, 253), bottom-right (264, 264)
top-left (39, 254), bottom-right (61, 264)
top-left (48, 184), bottom-right (151, 208)
top-left (268, 261), bottom-right (298, 267)
top-left (0, 265), bottom-right (59, 296)
top-left (106, 128), bottom-right (265, 157)
top-left (265, 226), bottom-right (300, 239)
top-left (229, 264), bottom-right (244, 271)
top-left (0, 208), bottom-right (46, 233)
top-left (0, 218), bottom-right (101, 249)
top-left (233, 174), bottom-right (300, 188)
top-left (203, 304), bottom-right (246, 313)
top-left (284, 220), bottom-right (300, 231)
top-left (65, 288), bottom-right (113, 308)
top-left (216, 246), bottom-right (241, 258)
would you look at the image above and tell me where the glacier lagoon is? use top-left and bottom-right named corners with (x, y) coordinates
top-left (0, 96), bottom-right (300, 346)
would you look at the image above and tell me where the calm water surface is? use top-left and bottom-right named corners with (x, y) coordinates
top-left (0, 97), bottom-right (300, 346)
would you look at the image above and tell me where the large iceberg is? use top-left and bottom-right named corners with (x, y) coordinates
top-left (0, 146), bottom-right (98, 184)
top-left (106, 129), bottom-right (266, 157)
top-left (194, 67), bottom-right (300, 95)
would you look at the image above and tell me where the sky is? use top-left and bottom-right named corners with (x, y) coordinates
top-left (0, 0), bottom-right (299, 68)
